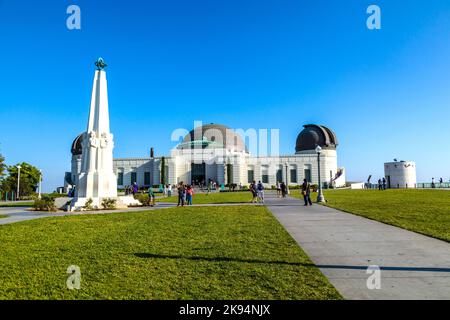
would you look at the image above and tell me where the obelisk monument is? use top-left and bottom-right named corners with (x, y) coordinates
top-left (70, 58), bottom-right (118, 210)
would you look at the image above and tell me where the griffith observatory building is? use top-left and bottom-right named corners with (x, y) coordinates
top-left (67, 123), bottom-right (346, 190)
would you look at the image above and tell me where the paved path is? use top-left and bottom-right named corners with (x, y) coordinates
top-left (265, 193), bottom-right (450, 300)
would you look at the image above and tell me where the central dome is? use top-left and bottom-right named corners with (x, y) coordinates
top-left (179, 123), bottom-right (247, 152)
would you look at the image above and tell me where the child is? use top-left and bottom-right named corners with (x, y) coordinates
top-left (186, 185), bottom-right (194, 205)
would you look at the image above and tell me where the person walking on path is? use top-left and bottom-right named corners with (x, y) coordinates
top-left (280, 182), bottom-right (287, 198)
top-left (249, 181), bottom-right (258, 203)
top-left (177, 183), bottom-right (186, 207)
top-left (167, 184), bottom-right (172, 197)
top-left (276, 182), bottom-right (281, 198)
top-left (207, 180), bottom-right (212, 195)
top-left (382, 177), bottom-right (387, 190)
top-left (378, 179), bottom-right (382, 191)
top-left (148, 187), bottom-right (155, 207)
top-left (186, 185), bottom-right (194, 205)
top-left (301, 179), bottom-right (313, 206)
top-left (257, 181), bottom-right (265, 203)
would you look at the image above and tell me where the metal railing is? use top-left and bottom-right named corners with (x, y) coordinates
top-left (416, 182), bottom-right (450, 189)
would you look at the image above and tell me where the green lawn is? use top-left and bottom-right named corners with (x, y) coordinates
top-left (157, 191), bottom-right (253, 204)
top-left (0, 201), bottom-right (33, 208)
top-left (0, 205), bottom-right (341, 300)
top-left (292, 189), bottom-right (450, 243)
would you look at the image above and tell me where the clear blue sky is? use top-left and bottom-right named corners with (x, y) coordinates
top-left (0, 0), bottom-right (449, 192)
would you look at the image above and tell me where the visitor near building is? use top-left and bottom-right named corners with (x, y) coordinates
top-left (280, 182), bottom-right (287, 198)
top-left (276, 182), bottom-right (281, 198)
top-left (148, 187), bottom-right (155, 207)
top-left (257, 181), bottom-right (265, 203)
top-left (186, 185), bottom-right (194, 205)
top-left (249, 181), bottom-right (258, 203)
top-left (177, 183), bottom-right (186, 207)
top-left (301, 179), bottom-right (312, 206)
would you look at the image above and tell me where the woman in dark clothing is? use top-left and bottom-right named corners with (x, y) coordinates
top-left (301, 179), bottom-right (313, 206)
top-left (177, 182), bottom-right (186, 207)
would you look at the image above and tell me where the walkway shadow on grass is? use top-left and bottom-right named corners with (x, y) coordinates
top-left (135, 253), bottom-right (450, 273)
top-left (135, 253), bottom-right (304, 266)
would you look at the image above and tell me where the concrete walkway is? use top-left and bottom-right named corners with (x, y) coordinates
top-left (265, 193), bottom-right (450, 300)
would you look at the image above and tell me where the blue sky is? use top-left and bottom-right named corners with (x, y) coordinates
top-left (0, 0), bottom-right (449, 192)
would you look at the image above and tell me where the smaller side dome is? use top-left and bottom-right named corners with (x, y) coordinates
top-left (295, 124), bottom-right (338, 153)
top-left (71, 133), bottom-right (84, 155)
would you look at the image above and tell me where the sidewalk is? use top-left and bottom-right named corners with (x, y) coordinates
top-left (265, 193), bottom-right (450, 300)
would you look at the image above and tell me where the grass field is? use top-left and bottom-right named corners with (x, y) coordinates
top-left (157, 191), bottom-right (253, 204)
top-left (292, 189), bottom-right (450, 243)
top-left (0, 205), bottom-right (341, 300)
top-left (0, 201), bottom-right (33, 208)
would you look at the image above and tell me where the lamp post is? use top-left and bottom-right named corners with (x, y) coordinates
top-left (285, 162), bottom-right (289, 195)
top-left (38, 169), bottom-right (42, 199)
top-left (315, 146), bottom-right (325, 203)
top-left (16, 165), bottom-right (22, 201)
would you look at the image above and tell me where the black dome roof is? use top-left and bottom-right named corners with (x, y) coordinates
top-left (71, 133), bottom-right (84, 155)
top-left (295, 124), bottom-right (338, 152)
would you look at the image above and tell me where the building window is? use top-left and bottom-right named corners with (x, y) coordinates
top-left (226, 164), bottom-right (233, 184)
top-left (144, 172), bottom-right (151, 186)
top-left (304, 164), bottom-right (312, 183)
top-left (247, 170), bottom-right (254, 183)
top-left (164, 165), bottom-right (169, 184)
top-left (117, 172), bottom-right (124, 186)
top-left (290, 169), bottom-right (298, 183)
top-left (276, 169), bottom-right (282, 183)
top-left (131, 172), bottom-right (137, 184)
top-left (262, 166), bottom-right (269, 184)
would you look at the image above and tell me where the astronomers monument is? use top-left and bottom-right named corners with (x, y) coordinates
top-left (70, 58), bottom-right (138, 211)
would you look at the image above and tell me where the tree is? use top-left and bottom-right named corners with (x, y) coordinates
top-left (1, 162), bottom-right (41, 197)
top-left (0, 152), bottom-right (4, 179)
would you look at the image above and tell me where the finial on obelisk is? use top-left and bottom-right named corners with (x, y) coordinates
top-left (95, 57), bottom-right (107, 70)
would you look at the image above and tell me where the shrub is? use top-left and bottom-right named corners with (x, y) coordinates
top-left (134, 194), bottom-right (151, 206)
top-left (33, 195), bottom-right (56, 212)
top-left (84, 198), bottom-right (94, 211)
top-left (101, 198), bottom-right (117, 210)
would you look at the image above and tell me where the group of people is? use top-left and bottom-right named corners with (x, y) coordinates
top-left (124, 182), bottom-right (139, 195)
top-left (249, 179), bottom-right (313, 206)
top-left (249, 181), bottom-right (265, 203)
top-left (176, 182), bottom-right (195, 207)
top-left (377, 178), bottom-right (387, 190)
top-left (162, 184), bottom-right (173, 197)
top-left (431, 177), bottom-right (445, 188)
top-left (275, 181), bottom-right (289, 198)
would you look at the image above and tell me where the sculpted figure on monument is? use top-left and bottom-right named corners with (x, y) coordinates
top-left (100, 133), bottom-right (110, 149)
top-left (88, 131), bottom-right (99, 148)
